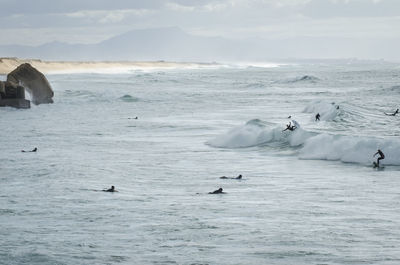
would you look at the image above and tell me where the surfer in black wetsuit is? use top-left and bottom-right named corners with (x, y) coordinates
top-left (220, 174), bottom-right (242, 179)
top-left (209, 188), bottom-right (225, 194)
top-left (21, 147), bottom-right (37, 152)
top-left (373, 149), bottom-right (385, 167)
top-left (103, 185), bottom-right (117, 192)
top-left (282, 122), bottom-right (296, 132)
top-left (315, 113), bottom-right (320, 121)
top-left (385, 109), bottom-right (399, 116)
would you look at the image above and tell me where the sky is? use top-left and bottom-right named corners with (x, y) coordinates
top-left (0, 0), bottom-right (399, 60)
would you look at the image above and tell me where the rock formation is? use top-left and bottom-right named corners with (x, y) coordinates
top-left (6, 63), bottom-right (54, 105)
top-left (0, 80), bottom-right (30, 108)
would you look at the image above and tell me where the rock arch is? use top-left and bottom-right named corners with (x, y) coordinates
top-left (7, 63), bottom-right (54, 105)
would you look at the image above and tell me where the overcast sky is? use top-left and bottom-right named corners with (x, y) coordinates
top-left (0, 0), bottom-right (399, 59)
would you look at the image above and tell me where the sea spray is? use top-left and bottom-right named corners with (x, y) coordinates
top-left (300, 134), bottom-right (400, 166)
top-left (303, 100), bottom-right (340, 121)
top-left (207, 119), bottom-right (313, 148)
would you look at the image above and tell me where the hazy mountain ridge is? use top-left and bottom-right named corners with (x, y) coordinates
top-left (0, 27), bottom-right (399, 61)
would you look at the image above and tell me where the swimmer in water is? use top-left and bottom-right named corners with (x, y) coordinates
top-left (220, 174), bottom-right (242, 179)
top-left (103, 185), bottom-right (117, 192)
top-left (315, 113), bottom-right (320, 121)
top-left (209, 188), bottom-right (225, 194)
top-left (373, 149), bottom-right (385, 167)
top-left (21, 147), bottom-right (37, 152)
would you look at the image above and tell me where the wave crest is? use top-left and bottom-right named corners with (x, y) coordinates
top-left (208, 119), bottom-right (400, 166)
top-left (207, 119), bottom-right (312, 148)
top-left (303, 100), bottom-right (340, 121)
top-left (300, 133), bottom-right (400, 166)
top-left (119, 94), bottom-right (139, 102)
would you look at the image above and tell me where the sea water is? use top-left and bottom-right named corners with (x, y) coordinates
top-left (1, 62), bottom-right (400, 265)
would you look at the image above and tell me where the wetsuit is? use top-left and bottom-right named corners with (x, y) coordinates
top-left (374, 150), bottom-right (385, 166)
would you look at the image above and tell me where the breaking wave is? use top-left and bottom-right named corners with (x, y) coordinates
top-left (302, 100), bottom-right (341, 121)
top-left (119, 94), bottom-right (139, 102)
top-left (276, 75), bottom-right (320, 84)
top-left (208, 119), bottom-right (400, 166)
top-left (207, 119), bottom-right (314, 148)
top-left (300, 133), bottom-right (400, 165)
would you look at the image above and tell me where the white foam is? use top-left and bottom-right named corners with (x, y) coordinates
top-left (208, 119), bottom-right (400, 166)
top-left (300, 133), bottom-right (400, 166)
top-left (303, 100), bottom-right (340, 121)
top-left (222, 61), bottom-right (288, 69)
top-left (207, 119), bottom-right (312, 148)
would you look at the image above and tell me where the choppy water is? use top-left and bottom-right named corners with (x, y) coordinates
top-left (1, 62), bottom-right (400, 265)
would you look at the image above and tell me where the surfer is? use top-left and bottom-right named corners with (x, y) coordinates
top-left (315, 113), bottom-right (320, 121)
top-left (209, 188), bottom-right (225, 194)
top-left (21, 147), bottom-right (37, 152)
top-left (386, 109), bottom-right (399, 116)
top-left (220, 174), bottom-right (242, 179)
top-left (282, 122), bottom-right (296, 132)
top-left (103, 185), bottom-right (117, 192)
top-left (373, 149), bottom-right (385, 167)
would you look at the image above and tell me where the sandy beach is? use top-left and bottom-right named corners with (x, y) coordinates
top-left (0, 57), bottom-right (218, 75)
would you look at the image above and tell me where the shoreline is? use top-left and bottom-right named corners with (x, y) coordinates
top-left (0, 57), bottom-right (220, 75)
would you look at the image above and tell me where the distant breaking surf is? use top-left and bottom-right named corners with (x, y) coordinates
top-left (0, 58), bottom-right (291, 75)
top-left (0, 57), bottom-right (225, 75)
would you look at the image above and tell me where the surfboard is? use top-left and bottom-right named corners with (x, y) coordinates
top-left (372, 162), bottom-right (384, 169)
top-left (291, 120), bottom-right (300, 128)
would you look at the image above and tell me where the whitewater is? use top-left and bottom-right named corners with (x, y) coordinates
top-left (1, 61), bottom-right (400, 265)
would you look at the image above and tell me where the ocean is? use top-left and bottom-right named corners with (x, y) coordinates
top-left (1, 61), bottom-right (400, 265)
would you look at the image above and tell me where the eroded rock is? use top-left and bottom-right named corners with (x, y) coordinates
top-left (7, 63), bottom-right (54, 105)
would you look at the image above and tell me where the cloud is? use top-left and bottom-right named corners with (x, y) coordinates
top-left (66, 9), bottom-right (155, 24)
top-left (165, 3), bottom-right (196, 12)
top-left (165, 1), bottom-right (231, 12)
top-left (301, 0), bottom-right (400, 18)
top-left (0, 0), bottom-right (165, 16)
top-left (0, 0), bottom-right (398, 60)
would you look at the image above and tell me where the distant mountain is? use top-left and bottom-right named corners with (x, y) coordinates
top-left (0, 27), bottom-right (255, 61)
top-left (0, 27), bottom-right (398, 61)
top-left (96, 27), bottom-right (235, 61)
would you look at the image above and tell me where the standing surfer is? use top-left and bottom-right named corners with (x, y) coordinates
top-left (373, 149), bottom-right (385, 167)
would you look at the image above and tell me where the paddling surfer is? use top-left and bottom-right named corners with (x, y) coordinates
top-left (21, 147), bottom-right (37, 152)
top-left (103, 185), bottom-right (117, 192)
top-left (209, 188), bottom-right (225, 194)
